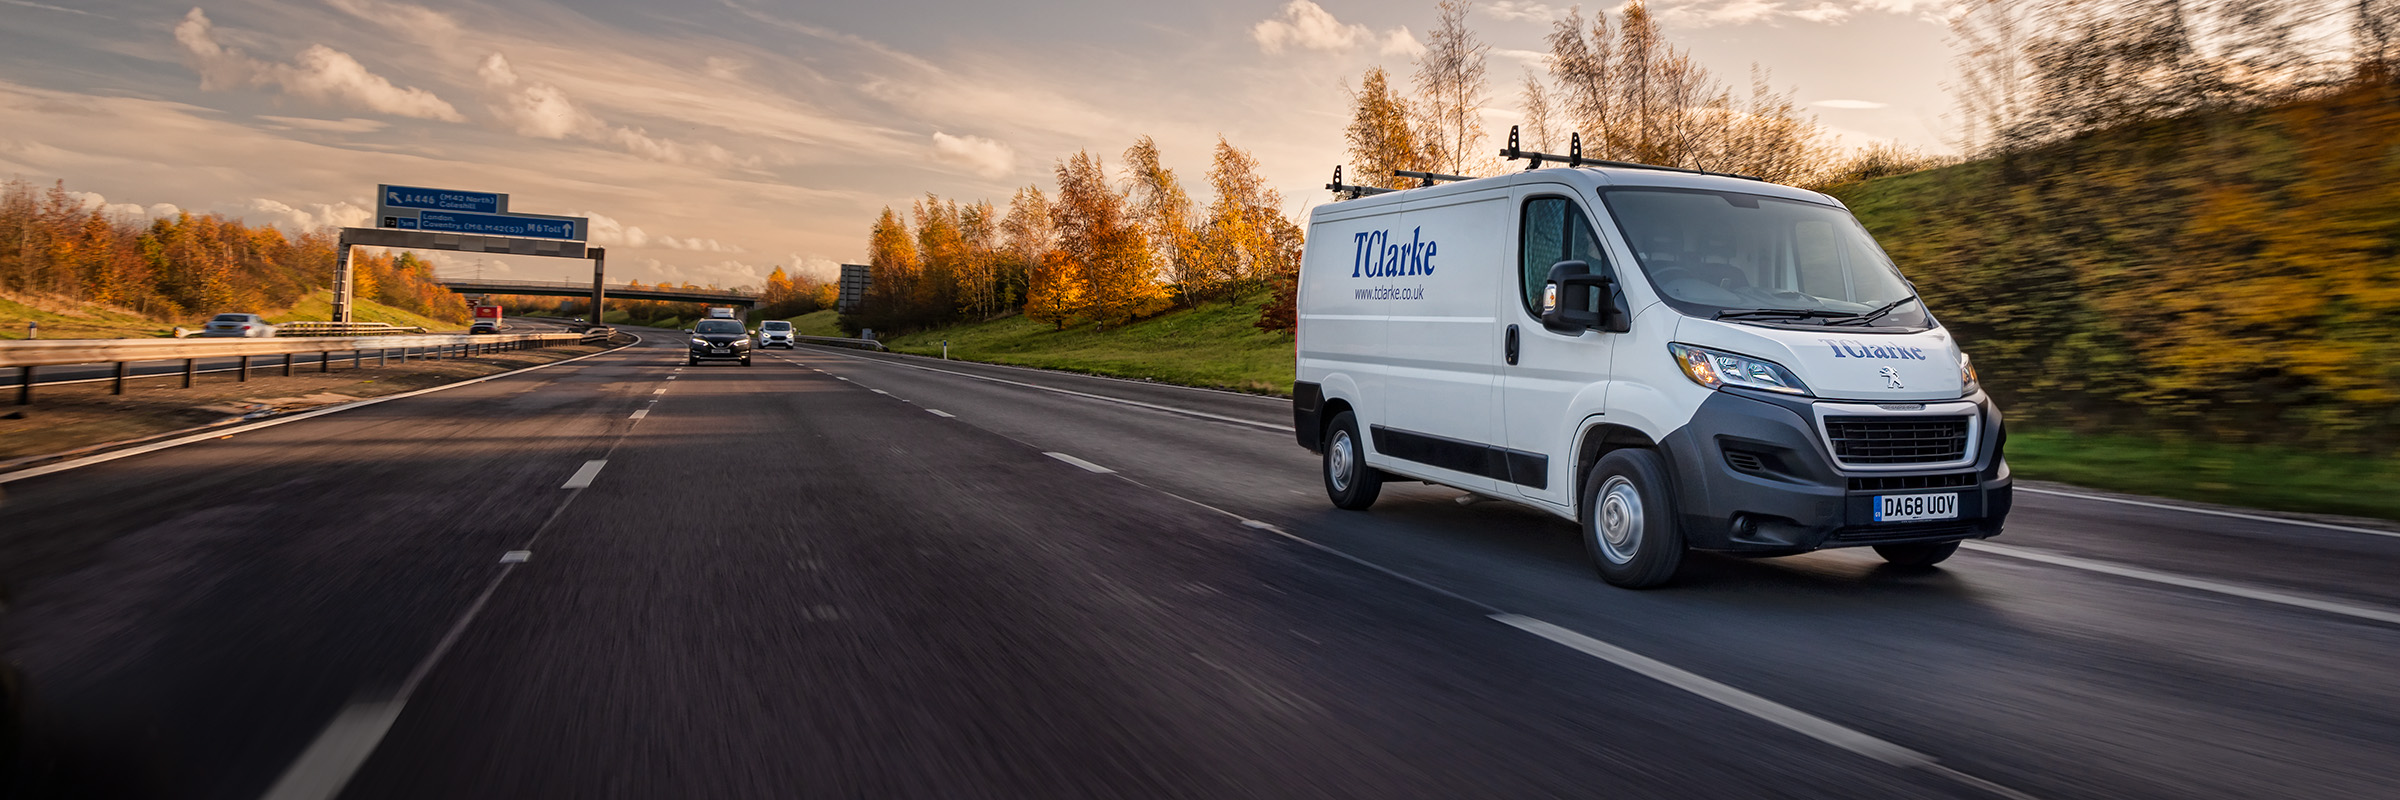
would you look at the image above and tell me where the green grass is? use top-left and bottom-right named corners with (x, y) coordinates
top-left (2006, 429), bottom-right (2400, 521)
top-left (0, 293), bottom-right (176, 339)
top-left (786, 309), bottom-right (842, 337)
top-left (881, 295), bottom-right (1295, 395)
top-left (272, 290), bottom-right (460, 331)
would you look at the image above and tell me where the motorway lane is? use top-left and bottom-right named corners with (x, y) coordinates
top-left (776, 346), bottom-right (2400, 800)
top-left (0, 329), bottom-right (2393, 798)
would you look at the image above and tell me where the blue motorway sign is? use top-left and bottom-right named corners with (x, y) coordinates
top-left (400, 210), bottom-right (587, 241)
top-left (379, 184), bottom-right (505, 214)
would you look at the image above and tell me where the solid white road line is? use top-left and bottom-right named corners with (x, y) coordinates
top-left (870, 389), bottom-right (889, 395)
top-left (1492, 614), bottom-right (1934, 768)
top-left (0, 334), bottom-right (640, 486)
top-left (561, 459), bottom-right (607, 489)
top-left (1044, 452), bottom-right (1115, 474)
top-left (629, 409), bottom-right (648, 420)
top-left (927, 409), bottom-right (955, 418)
top-left (2016, 486), bottom-right (2400, 540)
top-left (1963, 542), bottom-right (2400, 627)
top-left (499, 550), bottom-right (530, 563)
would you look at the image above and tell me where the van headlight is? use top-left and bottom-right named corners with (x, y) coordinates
top-left (1669, 343), bottom-right (1812, 396)
top-left (1960, 352), bottom-right (1980, 394)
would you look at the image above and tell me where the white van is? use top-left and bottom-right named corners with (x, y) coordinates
top-left (1293, 148), bottom-right (2010, 588)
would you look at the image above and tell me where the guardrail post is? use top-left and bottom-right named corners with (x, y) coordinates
top-left (183, 358), bottom-right (195, 388)
top-left (282, 353), bottom-right (294, 377)
top-left (16, 367), bottom-right (29, 405)
top-left (352, 350), bottom-right (361, 369)
top-left (321, 351), bottom-right (332, 373)
top-left (113, 361), bottom-right (129, 395)
top-left (239, 355), bottom-right (250, 382)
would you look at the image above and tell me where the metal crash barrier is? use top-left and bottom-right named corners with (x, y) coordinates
top-left (1, 329), bottom-right (615, 404)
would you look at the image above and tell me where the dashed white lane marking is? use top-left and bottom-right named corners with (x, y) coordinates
top-left (1492, 614), bottom-right (1934, 767)
top-left (1043, 452), bottom-right (1115, 474)
top-left (257, 700), bottom-right (403, 800)
top-left (1963, 542), bottom-right (2400, 627)
top-left (667, 376), bottom-right (677, 380)
top-left (561, 459), bottom-right (607, 489)
top-left (927, 409), bottom-right (955, 418)
top-left (629, 409), bottom-right (648, 420)
top-left (870, 389), bottom-right (889, 395)
top-left (653, 388), bottom-right (667, 395)
top-left (499, 550), bottom-right (530, 563)
top-left (836, 376), bottom-right (850, 381)
top-left (2016, 486), bottom-right (2400, 540)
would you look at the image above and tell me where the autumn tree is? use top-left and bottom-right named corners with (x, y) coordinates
top-left (1345, 66), bottom-right (1429, 189)
top-left (1123, 136), bottom-right (1203, 304)
top-left (1051, 150), bottom-right (1161, 326)
top-left (1518, 68), bottom-right (1556, 153)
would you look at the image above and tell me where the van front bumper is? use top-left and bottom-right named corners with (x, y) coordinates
top-left (1656, 387), bottom-right (2012, 555)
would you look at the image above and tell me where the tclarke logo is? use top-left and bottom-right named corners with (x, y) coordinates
top-left (1878, 366), bottom-right (1904, 389)
top-left (1351, 227), bottom-right (1438, 278)
top-left (1821, 338), bottom-right (1930, 360)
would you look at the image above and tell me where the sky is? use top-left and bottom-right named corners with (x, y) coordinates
top-left (0, 0), bottom-right (1961, 288)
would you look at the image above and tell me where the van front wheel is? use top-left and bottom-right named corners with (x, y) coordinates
top-left (1322, 411), bottom-right (1383, 510)
top-left (1582, 449), bottom-right (1685, 588)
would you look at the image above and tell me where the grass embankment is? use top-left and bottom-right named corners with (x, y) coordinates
top-left (2005, 431), bottom-right (2400, 522)
top-left (785, 310), bottom-right (842, 337)
top-left (273, 289), bottom-right (459, 331)
top-left (881, 295), bottom-right (1295, 395)
top-left (2, 289), bottom-right (463, 339)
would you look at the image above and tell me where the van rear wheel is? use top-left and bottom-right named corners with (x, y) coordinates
top-left (1322, 411), bottom-right (1382, 510)
top-left (1873, 541), bottom-right (1960, 568)
top-left (1582, 449), bottom-right (1685, 588)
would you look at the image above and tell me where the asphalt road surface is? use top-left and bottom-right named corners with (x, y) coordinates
top-left (2, 327), bottom-right (2395, 799)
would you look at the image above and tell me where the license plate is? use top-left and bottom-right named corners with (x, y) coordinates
top-left (712, 346), bottom-right (730, 352)
top-left (1874, 493), bottom-right (1959, 522)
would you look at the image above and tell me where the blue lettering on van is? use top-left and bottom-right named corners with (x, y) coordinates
top-left (1822, 339), bottom-right (1927, 360)
top-left (1351, 227), bottom-right (1437, 278)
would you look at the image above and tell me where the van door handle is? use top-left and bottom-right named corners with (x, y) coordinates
top-left (1505, 324), bottom-right (1520, 366)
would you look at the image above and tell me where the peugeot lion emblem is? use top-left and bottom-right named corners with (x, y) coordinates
top-left (1878, 366), bottom-right (1904, 389)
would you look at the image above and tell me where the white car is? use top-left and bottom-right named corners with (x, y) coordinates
top-left (1293, 135), bottom-right (2009, 588)
top-left (199, 313), bottom-right (276, 338)
top-left (755, 320), bottom-right (796, 348)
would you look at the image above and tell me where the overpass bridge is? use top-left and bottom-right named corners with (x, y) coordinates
top-left (439, 278), bottom-right (759, 307)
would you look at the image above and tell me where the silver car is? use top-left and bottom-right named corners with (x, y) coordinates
top-left (755, 320), bottom-right (796, 348)
top-left (199, 313), bottom-right (276, 337)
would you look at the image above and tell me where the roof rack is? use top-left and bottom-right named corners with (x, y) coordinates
top-left (1498, 126), bottom-right (1762, 182)
top-left (1393, 169), bottom-right (1475, 187)
top-left (1325, 166), bottom-right (1398, 200)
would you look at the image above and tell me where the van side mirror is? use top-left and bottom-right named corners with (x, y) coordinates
top-left (1541, 261), bottom-right (1625, 334)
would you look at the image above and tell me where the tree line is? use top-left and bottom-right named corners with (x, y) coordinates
top-left (848, 135), bottom-right (1301, 336)
top-left (1347, 0), bottom-right (1834, 190)
top-left (1825, 0), bottom-right (2400, 447)
top-left (0, 178), bottom-right (467, 326)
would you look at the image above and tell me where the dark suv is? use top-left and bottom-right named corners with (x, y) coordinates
top-left (688, 319), bottom-right (753, 366)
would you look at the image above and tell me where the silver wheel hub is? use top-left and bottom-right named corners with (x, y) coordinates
top-left (1596, 476), bottom-right (1644, 565)
top-left (1329, 431), bottom-right (1355, 492)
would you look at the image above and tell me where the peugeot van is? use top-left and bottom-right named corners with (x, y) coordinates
top-left (1292, 153), bottom-right (2010, 588)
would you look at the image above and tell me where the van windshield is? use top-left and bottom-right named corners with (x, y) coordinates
top-left (1601, 189), bottom-right (1929, 330)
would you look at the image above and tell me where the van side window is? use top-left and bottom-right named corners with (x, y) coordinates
top-left (1519, 196), bottom-right (1613, 315)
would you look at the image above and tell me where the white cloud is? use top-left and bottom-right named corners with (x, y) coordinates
top-left (245, 197), bottom-right (371, 231)
top-left (704, 56), bottom-right (746, 80)
top-left (1792, 3), bottom-right (1852, 23)
top-left (584, 212), bottom-right (651, 248)
top-left (1813, 99), bottom-right (1890, 109)
top-left (1251, 1), bottom-right (1421, 56)
top-left (1657, 0), bottom-right (1949, 27)
top-left (173, 8), bottom-right (464, 122)
top-left (476, 52), bottom-right (743, 166)
top-left (1484, 1), bottom-right (1561, 23)
top-left (930, 132), bottom-right (1015, 179)
top-left (1493, 47), bottom-right (1549, 65)
top-left (659, 235), bottom-right (743, 253)
top-left (323, 0), bottom-right (460, 42)
top-left (254, 115), bottom-right (389, 133)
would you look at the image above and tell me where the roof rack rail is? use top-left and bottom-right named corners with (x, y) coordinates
top-left (1325, 166), bottom-right (1398, 201)
top-left (1393, 169), bottom-right (1475, 187)
top-left (1498, 126), bottom-right (1762, 182)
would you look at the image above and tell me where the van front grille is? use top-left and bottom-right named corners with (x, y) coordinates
top-left (1823, 416), bottom-right (1970, 465)
top-left (1848, 472), bottom-right (1979, 493)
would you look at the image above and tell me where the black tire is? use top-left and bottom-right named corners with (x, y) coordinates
top-left (1321, 411), bottom-right (1383, 510)
top-left (1873, 541), bottom-right (1960, 568)
top-left (687, 357), bottom-right (698, 366)
top-left (1581, 449), bottom-right (1685, 588)
top-left (741, 357), bottom-right (753, 366)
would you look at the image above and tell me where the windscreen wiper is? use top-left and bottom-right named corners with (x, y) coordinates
top-left (1828, 297), bottom-right (1919, 326)
top-left (1714, 308), bottom-right (1846, 322)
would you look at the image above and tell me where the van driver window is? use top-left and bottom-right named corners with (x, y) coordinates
top-left (1519, 196), bottom-right (1613, 315)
